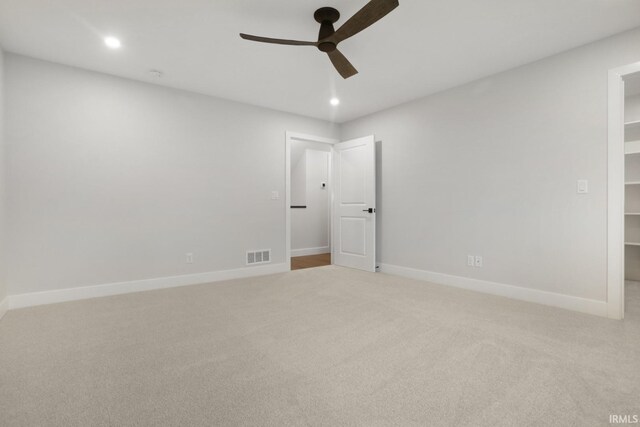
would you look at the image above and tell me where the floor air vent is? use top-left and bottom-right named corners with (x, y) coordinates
top-left (247, 249), bottom-right (271, 265)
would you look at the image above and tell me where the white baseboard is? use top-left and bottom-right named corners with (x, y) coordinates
top-left (0, 297), bottom-right (8, 321)
top-left (8, 263), bottom-right (288, 310)
top-left (379, 263), bottom-right (608, 318)
top-left (5, 262), bottom-right (609, 319)
top-left (291, 246), bottom-right (330, 257)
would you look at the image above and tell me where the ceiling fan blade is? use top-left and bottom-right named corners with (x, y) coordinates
top-left (329, 0), bottom-right (399, 44)
top-left (327, 49), bottom-right (358, 79)
top-left (240, 33), bottom-right (318, 46)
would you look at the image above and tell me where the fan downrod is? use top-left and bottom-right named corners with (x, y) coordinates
top-left (314, 7), bottom-right (340, 52)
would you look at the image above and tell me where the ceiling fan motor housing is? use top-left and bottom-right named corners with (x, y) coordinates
top-left (315, 7), bottom-right (339, 52)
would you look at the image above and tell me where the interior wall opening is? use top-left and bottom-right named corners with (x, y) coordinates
top-left (289, 138), bottom-right (333, 270)
top-left (623, 71), bottom-right (640, 316)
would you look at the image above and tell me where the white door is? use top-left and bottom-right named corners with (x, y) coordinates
top-left (332, 135), bottom-right (376, 272)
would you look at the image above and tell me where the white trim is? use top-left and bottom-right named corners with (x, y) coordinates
top-left (0, 297), bottom-right (8, 321)
top-left (285, 132), bottom-right (338, 271)
top-left (8, 263), bottom-right (288, 310)
top-left (608, 61), bottom-right (640, 320)
top-left (291, 246), bottom-right (331, 257)
top-left (379, 263), bottom-right (608, 318)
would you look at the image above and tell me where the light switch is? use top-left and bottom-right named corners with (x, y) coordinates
top-left (577, 180), bottom-right (588, 194)
top-left (271, 191), bottom-right (279, 200)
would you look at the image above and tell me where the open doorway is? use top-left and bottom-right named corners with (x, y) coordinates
top-left (286, 132), bottom-right (378, 272)
top-left (623, 72), bottom-right (640, 318)
top-left (286, 133), bottom-right (337, 271)
top-left (608, 61), bottom-right (640, 320)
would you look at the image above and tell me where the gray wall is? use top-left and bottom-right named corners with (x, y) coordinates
top-left (0, 48), bottom-right (6, 304)
top-left (5, 54), bottom-right (338, 295)
top-left (341, 28), bottom-right (640, 302)
top-left (5, 27), bottom-right (640, 304)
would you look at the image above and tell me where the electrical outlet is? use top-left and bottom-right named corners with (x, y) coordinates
top-left (475, 256), bottom-right (483, 267)
top-left (467, 255), bottom-right (475, 266)
top-left (186, 253), bottom-right (194, 264)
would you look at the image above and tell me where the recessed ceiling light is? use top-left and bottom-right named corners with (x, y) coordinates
top-left (104, 37), bottom-right (121, 49)
top-left (330, 98), bottom-right (340, 106)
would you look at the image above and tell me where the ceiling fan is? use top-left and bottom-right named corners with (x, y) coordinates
top-left (239, 0), bottom-right (400, 79)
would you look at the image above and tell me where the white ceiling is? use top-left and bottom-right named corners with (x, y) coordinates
top-left (1, 0), bottom-right (640, 123)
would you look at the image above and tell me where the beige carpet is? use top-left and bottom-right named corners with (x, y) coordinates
top-left (1, 266), bottom-right (639, 426)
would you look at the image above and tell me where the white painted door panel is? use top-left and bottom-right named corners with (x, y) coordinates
top-left (332, 136), bottom-right (376, 272)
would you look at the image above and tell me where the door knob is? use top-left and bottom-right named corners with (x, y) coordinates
top-left (362, 208), bottom-right (375, 213)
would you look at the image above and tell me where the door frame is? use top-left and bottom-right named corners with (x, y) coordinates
top-left (285, 132), bottom-right (339, 270)
top-left (608, 61), bottom-right (640, 320)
